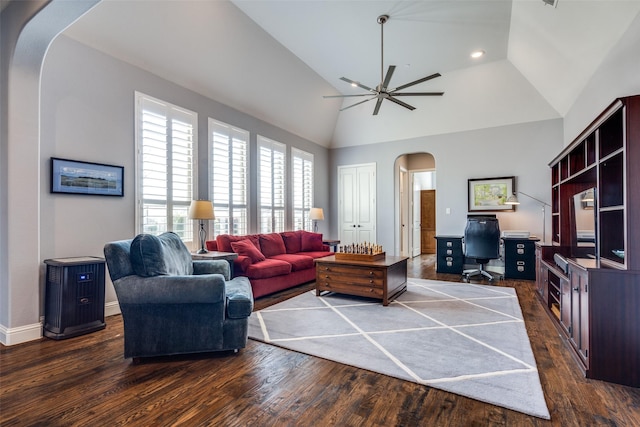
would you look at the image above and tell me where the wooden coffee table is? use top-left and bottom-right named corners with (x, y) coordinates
top-left (314, 255), bottom-right (408, 306)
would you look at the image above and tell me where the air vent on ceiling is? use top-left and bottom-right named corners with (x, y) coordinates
top-left (542, 0), bottom-right (558, 7)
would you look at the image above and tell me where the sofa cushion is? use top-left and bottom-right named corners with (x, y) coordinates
top-left (130, 232), bottom-right (193, 277)
top-left (217, 234), bottom-right (260, 253)
top-left (301, 231), bottom-right (323, 251)
top-left (269, 254), bottom-right (314, 271)
top-left (244, 259), bottom-right (291, 280)
top-left (259, 233), bottom-right (287, 258)
top-left (231, 239), bottom-right (266, 263)
top-left (299, 250), bottom-right (334, 260)
top-left (281, 230), bottom-right (302, 254)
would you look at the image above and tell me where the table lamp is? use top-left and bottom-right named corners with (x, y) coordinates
top-left (309, 207), bottom-right (324, 233)
top-left (188, 200), bottom-right (215, 254)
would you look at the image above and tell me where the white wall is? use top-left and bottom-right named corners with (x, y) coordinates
top-left (563, 11), bottom-right (640, 145)
top-left (330, 118), bottom-right (564, 254)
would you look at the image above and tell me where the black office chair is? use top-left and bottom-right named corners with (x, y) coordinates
top-left (462, 216), bottom-right (502, 282)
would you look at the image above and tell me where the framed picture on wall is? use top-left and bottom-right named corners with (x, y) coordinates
top-left (51, 157), bottom-right (124, 196)
top-left (468, 176), bottom-right (515, 212)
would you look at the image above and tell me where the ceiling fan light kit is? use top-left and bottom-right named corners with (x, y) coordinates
top-left (324, 14), bottom-right (444, 115)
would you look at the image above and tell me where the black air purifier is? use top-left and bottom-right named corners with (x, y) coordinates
top-left (43, 257), bottom-right (106, 340)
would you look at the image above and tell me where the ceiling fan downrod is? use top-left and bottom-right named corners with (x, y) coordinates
top-left (377, 14), bottom-right (389, 88)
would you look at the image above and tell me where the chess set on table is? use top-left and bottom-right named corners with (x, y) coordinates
top-left (334, 242), bottom-right (385, 262)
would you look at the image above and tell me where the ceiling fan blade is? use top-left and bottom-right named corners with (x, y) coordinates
top-left (340, 96), bottom-right (376, 111)
top-left (339, 77), bottom-right (375, 92)
top-left (323, 94), bottom-right (376, 98)
top-left (381, 65), bottom-right (396, 90)
top-left (391, 73), bottom-right (442, 92)
top-left (386, 96), bottom-right (416, 111)
top-left (391, 92), bottom-right (444, 96)
top-left (373, 98), bottom-right (384, 115)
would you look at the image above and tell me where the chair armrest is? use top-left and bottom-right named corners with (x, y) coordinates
top-left (113, 274), bottom-right (226, 304)
top-left (193, 259), bottom-right (230, 280)
top-left (225, 277), bottom-right (254, 318)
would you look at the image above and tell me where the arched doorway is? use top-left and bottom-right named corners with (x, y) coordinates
top-left (395, 153), bottom-right (436, 258)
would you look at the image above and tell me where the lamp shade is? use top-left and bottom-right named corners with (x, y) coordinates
top-left (505, 194), bottom-right (520, 205)
top-left (309, 207), bottom-right (324, 221)
top-left (188, 200), bottom-right (215, 220)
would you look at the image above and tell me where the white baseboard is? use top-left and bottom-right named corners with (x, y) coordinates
top-left (105, 301), bottom-right (121, 317)
top-left (0, 322), bottom-right (42, 346)
top-left (1, 302), bottom-right (121, 346)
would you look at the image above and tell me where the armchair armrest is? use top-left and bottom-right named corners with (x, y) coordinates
top-left (224, 277), bottom-right (254, 318)
top-left (193, 259), bottom-right (230, 280)
top-left (113, 274), bottom-right (226, 304)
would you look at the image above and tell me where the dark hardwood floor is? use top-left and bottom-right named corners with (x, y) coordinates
top-left (2, 255), bottom-right (639, 426)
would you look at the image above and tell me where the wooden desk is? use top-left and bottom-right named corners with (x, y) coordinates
top-left (314, 255), bottom-right (408, 306)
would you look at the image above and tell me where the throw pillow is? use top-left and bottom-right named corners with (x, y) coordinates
top-left (231, 239), bottom-right (266, 263)
top-left (301, 231), bottom-right (323, 251)
top-left (130, 232), bottom-right (193, 277)
top-left (259, 233), bottom-right (287, 258)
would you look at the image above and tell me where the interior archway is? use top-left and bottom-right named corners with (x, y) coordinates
top-left (394, 152), bottom-right (436, 258)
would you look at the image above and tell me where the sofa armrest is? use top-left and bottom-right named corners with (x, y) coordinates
top-left (233, 255), bottom-right (252, 274)
top-left (205, 240), bottom-right (218, 251)
top-left (113, 274), bottom-right (226, 304)
top-left (193, 259), bottom-right (230, 280)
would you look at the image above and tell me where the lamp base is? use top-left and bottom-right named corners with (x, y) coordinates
top-left (196, 248), bottom-right (208, 254)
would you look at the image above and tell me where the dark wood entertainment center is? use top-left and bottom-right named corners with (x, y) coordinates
top-left (536, 95), bottom-right (640, 387)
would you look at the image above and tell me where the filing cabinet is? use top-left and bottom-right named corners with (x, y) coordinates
top-left (435, 236), bottom-right (463, 274)
top-left (503, 237), bottom-right (539, 280)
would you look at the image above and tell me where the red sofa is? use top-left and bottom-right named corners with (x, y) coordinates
top-left (206, 230), bottom-right (333, 298)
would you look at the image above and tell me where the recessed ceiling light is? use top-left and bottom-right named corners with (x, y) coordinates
top-left (471, 50), bottom-right (485, 59)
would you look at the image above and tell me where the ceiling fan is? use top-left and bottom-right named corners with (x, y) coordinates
top-left (324, 14), bottom-right (443, 115)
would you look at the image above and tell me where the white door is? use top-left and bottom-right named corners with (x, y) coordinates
top-left (339, 163), bottom-right (376, 246)
top-left (412, 174), bottom-right (422, 257)
top-left (400, 168), bottom-right (409, 257)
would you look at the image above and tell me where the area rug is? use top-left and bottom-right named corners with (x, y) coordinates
top-left (248, 278), bottom-right (550, 419)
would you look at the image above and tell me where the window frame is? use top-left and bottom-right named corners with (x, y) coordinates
top-left (291, 147), bottom-right (314, 231)
top-left (257, 135), bottom-right (287, 233)
top-left (134, 92), bottom-right (198, 244)
top-left (208, 118), bottom-right (250, 237)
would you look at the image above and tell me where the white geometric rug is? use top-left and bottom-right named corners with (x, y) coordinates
top-left (248, 278), bottom-right (550, 419)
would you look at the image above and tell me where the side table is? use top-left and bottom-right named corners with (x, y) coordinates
top-left (191, 251), bottom-right (238, 276)
top-left (322, 239), bottom-right (340, 252)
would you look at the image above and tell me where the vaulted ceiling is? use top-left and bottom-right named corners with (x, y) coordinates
top-left (62, 0), bottom-right (640, 148)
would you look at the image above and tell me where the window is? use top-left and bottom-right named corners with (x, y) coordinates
top-left (292, 148), bottom-right (314, 231)
top-left (258, 136), bottom-right (286, 233)
top-left (209, 118), bottom-right (249, 236)
top-left (135, 93), bottom-right (197, 243)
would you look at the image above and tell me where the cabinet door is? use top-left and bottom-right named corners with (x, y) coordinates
top-left (570, 267), bottom-right (590, 365)
top-left (560, 276), bottom-right (571, 333)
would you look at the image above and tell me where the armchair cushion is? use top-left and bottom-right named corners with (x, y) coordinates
top-left (130, 232), bottom-right (193, 277)
top-left (193, 259), bottom-right (231, 280)
top-left (231, 239), bottom-right (266, 263)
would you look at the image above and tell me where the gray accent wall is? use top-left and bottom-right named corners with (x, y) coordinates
top-left (330, 119), bottom-right (564, 252)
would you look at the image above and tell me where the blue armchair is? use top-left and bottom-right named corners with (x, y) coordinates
top-left (104, 232), bottom-right (254, 360)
